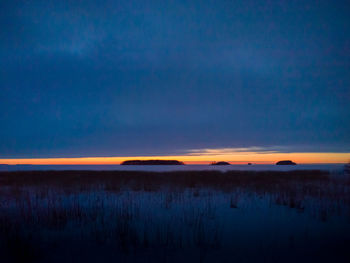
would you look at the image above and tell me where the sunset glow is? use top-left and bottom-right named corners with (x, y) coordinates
top-left (1, 152), bottom-right (349, 165)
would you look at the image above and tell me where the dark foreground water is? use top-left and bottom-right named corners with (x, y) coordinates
top-left (0, 164), bottom-right (345, 172)
top-left (0, 169), bottom-right (349, 263)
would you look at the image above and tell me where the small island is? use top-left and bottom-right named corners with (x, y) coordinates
top-left (120, 160), bottom-right (184, 165)
top-left (210, 161), bottom-right (231, 165)
top-left (276, 160), bottom-right (297, 165)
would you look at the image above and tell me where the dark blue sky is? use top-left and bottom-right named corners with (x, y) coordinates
top-left (1, 0), bottom-right (349, 158)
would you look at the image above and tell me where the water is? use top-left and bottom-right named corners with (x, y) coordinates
top-left (0, 164), bottom-right (345, 172)
top-left (0, 169), bottom-right (349, 262)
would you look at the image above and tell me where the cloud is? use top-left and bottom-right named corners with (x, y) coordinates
top-left (186, 146), bottom-right (284, 156)
top-left (0, 0), bottom-right (349, 158)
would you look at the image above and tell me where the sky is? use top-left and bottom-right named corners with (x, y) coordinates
top-left (1, 0), bottom-right (350, 164)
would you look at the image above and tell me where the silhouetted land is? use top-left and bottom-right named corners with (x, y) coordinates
top-left (210, 161), bottom-right (230, 165)
top-left (276, 160), bottom-right (297, 165)
top-left (120, 160), bottom-right (184, 165)
top-left (0, 169), bottom-right (331, 190)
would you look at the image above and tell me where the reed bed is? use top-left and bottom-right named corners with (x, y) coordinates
top-left (0, 170), bottom-right (349, 263)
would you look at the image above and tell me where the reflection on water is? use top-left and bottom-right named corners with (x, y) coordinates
top-left (0, 170), bottom-right (349, 262)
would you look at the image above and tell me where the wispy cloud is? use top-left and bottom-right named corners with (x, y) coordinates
top-left (186, 146), bottom-right (285, 156)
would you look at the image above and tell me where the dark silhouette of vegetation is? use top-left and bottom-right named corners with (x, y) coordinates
top-left (210, 161), bottom-right (230, 165)
top-left (0, 170), bottom-right (332, 194)
top-left (276, 160), bottom-right (296, 165)
top-left (121, 160), bottom-right (184, 165)
top-left (1, 169), bottom-right (349, 263)
top-left (345, 161), bottom-right (350, 175)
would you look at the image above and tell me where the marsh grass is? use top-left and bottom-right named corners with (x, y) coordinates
top-left (0, 170), bottom-right (349, 262)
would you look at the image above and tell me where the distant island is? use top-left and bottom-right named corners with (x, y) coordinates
top-left (120, 160), bottom-right (184, 165)
top-left (276, 160), bottom-right (297, 165)
top-left (211, 161), bottom-right (231, 165)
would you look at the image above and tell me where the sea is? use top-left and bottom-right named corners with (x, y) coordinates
top-left (0, 164), bottom-right (346, 172)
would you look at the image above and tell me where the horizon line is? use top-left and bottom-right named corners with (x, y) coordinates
top-left (0, 152), bottom-right (349, 165)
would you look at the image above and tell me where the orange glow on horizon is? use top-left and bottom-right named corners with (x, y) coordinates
top-left (0, 152), bottom-right (349, 165)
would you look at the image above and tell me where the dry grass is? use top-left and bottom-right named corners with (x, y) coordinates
top-left (0, 170), bottom-right (349, 263)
